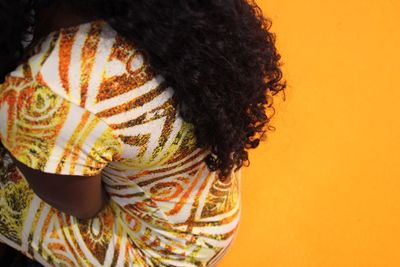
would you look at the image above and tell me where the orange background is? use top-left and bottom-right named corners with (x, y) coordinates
top-left (219, 0), bottom-right (400, 266)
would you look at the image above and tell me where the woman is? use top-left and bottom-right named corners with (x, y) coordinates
top-left (0, 0), bottom-right (285, 266)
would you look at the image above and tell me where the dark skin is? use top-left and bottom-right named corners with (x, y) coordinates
top-left (9, 0), bottom-right (107, 220)
top-left (26, 0), bottom-right (97, 53)
top-left (10, 154), bottom-right (109, 220)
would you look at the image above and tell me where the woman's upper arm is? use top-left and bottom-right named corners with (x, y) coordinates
top-left (10, 153), bottom-right (108, 220)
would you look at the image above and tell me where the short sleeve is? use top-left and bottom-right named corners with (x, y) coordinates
top-left (0, 79), bottom-right (122, 176)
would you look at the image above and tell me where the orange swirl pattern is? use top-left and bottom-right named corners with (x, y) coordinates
top-left (0, 20), bottom-right (241, 266)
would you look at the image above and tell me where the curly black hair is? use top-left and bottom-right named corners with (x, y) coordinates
top-left (0, 0), bottom-right (286, 181)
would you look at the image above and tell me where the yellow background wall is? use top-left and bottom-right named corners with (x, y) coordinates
top-left (219, 0), bottom-right (400, 266)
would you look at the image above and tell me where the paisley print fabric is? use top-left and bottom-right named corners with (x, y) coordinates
top-left (0, 20), bottom-right (241, 266)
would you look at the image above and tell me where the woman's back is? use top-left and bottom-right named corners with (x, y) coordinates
top-left (0, 19), bottom-right (241, 267)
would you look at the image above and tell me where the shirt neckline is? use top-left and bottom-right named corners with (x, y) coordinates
top-left (22, 19), bottom-right (108, 64)
top-left (43, 18), bottom-right (107, 39)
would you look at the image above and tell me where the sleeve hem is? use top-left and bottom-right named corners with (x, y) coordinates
top-left (0, 138), bottom-right (106, 177)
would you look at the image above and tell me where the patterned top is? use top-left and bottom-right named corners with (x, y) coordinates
top-left (0, 19), bottom-right (241, 266)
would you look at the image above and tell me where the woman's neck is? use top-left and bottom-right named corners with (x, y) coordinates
top-left (34, 1), bottom-right (96, 41)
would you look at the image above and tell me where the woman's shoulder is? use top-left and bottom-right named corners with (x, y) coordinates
top-left (9, 19), bottom-right (163, 113)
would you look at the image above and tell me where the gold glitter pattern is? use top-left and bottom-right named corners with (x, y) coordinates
top-left (0, 20), bottom-right (241, 266)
